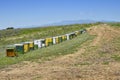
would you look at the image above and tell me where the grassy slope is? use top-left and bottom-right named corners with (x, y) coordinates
top-left (0, 23), bottom-right (96, 56)
top-left (0, 23), bottom-right (120, 80)
top-left (0, 23), bottom-right (98, 68)
top-left (0, 33), bottom-right (94, 68)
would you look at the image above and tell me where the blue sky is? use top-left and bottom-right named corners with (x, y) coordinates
top-left (0, 0), bottom-right (120, 29)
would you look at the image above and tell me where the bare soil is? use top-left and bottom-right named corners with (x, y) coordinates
top-left (0, 24), bottom-right (120, 80)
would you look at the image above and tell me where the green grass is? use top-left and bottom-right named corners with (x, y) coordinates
top-left (0, 23), bottom-right (97, 45)
top-left (107, 22), bottom-right (120, 28)
top-left (111, 55), bottom-right (120, 61)
top-left (0, 23), bottom-right (98, 56)
top-left (0, 33), bottom-right (94, 68)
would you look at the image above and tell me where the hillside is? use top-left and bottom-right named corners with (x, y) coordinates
top-left (0, 23), bottom-right (120, 80)
top-left (0, 23), bottom-right (96, 57)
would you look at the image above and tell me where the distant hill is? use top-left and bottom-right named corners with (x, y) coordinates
top-left (0, 20), bottom-right (118, 30)
top-left (41, 20), bottom-right (118, 27)
top-left (42, 20), bottom-right (97, 26)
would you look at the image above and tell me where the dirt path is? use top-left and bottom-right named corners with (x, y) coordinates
top-left (0, 24), bottom-right (120, 80)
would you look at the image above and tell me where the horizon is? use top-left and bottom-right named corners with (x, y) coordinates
top-left (0, 0), bottom-right (120, 29)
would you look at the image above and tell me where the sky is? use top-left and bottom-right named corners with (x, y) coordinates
top-left (0, 0), bottom-right (120, 29)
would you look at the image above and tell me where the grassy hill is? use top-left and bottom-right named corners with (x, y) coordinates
top-left (0, 23), bottom-right (98, 56)
top-left (0, 23), bottom-right (98, 67)
top-left (0, 22), bottom-right (120, 80)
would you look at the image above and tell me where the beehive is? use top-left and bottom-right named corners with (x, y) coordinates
top-left (45, 37), bottom-right (53, 46)
top-left (25, 42), bottom-right (34, 50)
top-left (75, 31), bottom-right (80, 36)
top-left (62, 35), bottom-right (67, 41)
top-left (6, 45), bottom-right (17, 57)
top-left (14, 44), bottom-right (24, 54)
top-left (53, 37), bottom-right (56, 44)
top-left (66, 34), bottom-right (70, 40)
top-left (23, 43), bottom-right (29, 53)
top-left (55, 36), bottom-right (59, 44)
top-left (58, 36), bottom-right (62, 43)
top-left (80, 29), bottom-right (87, 34)
top-left (34, 39), bottom-right (45, 48)
top-left (71, 32), bottom-right (76, 38)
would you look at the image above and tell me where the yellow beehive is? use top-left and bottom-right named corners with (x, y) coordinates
top-left (62, 35), bottom-right (67, 41)
top-left (23, 43), bottom-right (29, 53)
top-left (45, 38), bottom-right (53, 46)
top-left (6, 45), bottom-right (17, 57)
top-left (29, 42), bottom-right (34, 48)
top-left (25, 42), bottom-right (34, 50)
top-left (62, 35), bottom-right (65, 40)
top-left (55, 37), bottom-right (59, 44)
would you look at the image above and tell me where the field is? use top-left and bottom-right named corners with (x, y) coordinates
top-left (0, 23), bottom-right (94, 57)
top-left (0, 23), bottom-right (120, 80)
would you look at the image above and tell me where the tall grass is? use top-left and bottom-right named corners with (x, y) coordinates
top-left (0, 33), bottom-right (94, 68)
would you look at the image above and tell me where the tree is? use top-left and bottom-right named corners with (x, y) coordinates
top-left (6, 27), bottom-right (14, 30)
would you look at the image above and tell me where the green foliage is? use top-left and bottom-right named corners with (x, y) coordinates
top-left (6, 27), bottom-right (14, 30)
top-left (111, 55), bottom-right (120, 61)
top-left (102, 61), bottom-right (109, 65)
top-left (107, 22), bottom-right (120, 28)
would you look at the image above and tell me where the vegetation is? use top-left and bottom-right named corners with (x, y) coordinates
top-left (0, 23), bottom-right (97, 56)
top-left (6, 27), bottom-right (14, 30)
top-left (0, 33), bottom-right (94, 68)
top-left (107, 22), bottom-right (120, 27)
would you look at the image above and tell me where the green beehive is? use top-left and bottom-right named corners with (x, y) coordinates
top-left (69, 32), bottom-right (76, 39)
top-left (72, 32), bottom-right (76, 38)
top-left (58, 36), bottom-right (62, 43)
top-left (34, 44), bottom-right (38, 49)
top-left (62, 35), bottom-right (67, 41)
top-left (80, 29), bottom-right (87, 34)
top-left (69, 33), bottom-right (73, 39)
top-left (14, 44), bottom-right (24, 54)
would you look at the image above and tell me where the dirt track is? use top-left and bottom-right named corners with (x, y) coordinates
top-left (0, 24), bottom-right (120, 80)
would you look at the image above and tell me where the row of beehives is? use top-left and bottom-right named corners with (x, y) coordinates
top-left (6, 29), bottom-right (86, 57)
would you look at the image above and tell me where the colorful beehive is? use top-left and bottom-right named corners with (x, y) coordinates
top-left (25, 42), bottom-right (34, 50)
top-left (53, 36), bottom-right (59, 44)
top-left (66, 34), bottom-right (70, 40)
top-left (34, 39), bottom-right (45, 48)
top-left (45, 37), bottom-right (53, 46)
top-left (80, 29), bottom-right (87, 34)
top-left (14, 44), bottom-right (24, 54)
top-left (58, 36), bottom-right (62, 43)
top-left (40, 39), bottom-right (46, 47)
top-left (53, 37), bottom-right (57, 44)
top-left (56, 36), bottom-right (59, 44)
top-left (23, 43), bottom-right (29, 53)
top-left (66, 32), bottom-right (76, 40)
top-left (34, 44), bottom-right (38, 49)
top-left (6, 45), bottom-right (17, 57)
top-left (62, 35), bottom-right (67, 41)
top-left (75, 31), bottom-right (80, 36)
top-left (70, 32), bottom-right (76, 38)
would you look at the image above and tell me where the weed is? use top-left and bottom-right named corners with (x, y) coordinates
top-left (111, 55), bottom-right (120, 61)
top-left (102, 61), bottom-right (109, 65)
